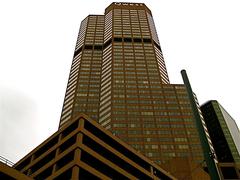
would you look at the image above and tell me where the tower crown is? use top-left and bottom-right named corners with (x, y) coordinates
top-left (105, 2), bottom-right (152, 15)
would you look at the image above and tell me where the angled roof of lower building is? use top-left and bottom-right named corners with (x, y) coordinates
top-left (14, 113), bottom-right (176, 180)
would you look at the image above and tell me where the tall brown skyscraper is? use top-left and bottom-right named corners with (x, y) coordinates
top-left (59, 2), bottom-right (211, 173)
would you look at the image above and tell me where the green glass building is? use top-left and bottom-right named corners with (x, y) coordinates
top-left (201, 100), bottom-right (240, 179)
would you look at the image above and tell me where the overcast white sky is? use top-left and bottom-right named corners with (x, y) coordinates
top-left (0, 0), bottom-right (240, 163)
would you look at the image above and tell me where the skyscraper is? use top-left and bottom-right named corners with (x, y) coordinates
top-left (59, 2), bottom-right (168, 128)
top-left (59, 2), bottom-right (216, 178)
top-left (60, 1), bottom-right (206, 166)
top-left (0, 2), bottom-right (223, 179)
top-left (201, 100), bottom-right (240, 179)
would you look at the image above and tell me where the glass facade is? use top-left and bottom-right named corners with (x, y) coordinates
top-left (201, 100), bottom-right (240, 179)
top-left (201, 101), bottom-right (240, 164)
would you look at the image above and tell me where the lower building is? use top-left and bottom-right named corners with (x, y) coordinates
top-left (13, 114), bottom-right (176, 179)
top-left (201, 100), bottom-right (240, 179)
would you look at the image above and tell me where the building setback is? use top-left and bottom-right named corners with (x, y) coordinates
top-left (201, 100), bottom-right (240, 179)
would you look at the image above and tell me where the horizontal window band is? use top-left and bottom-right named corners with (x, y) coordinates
top-left (154, 41), bottom-right (162, 52)
top-left (74, 46), bottom-right (83, 56)
top-left (103, 39), bottom-right (113, 49)
top-left (73, 37), bottom-right (161, 57)
top-left (94, 45), bottom-right (102, 50)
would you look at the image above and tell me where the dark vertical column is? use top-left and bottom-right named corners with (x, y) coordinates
top-left (181, 70), bottom-right (220, 180)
